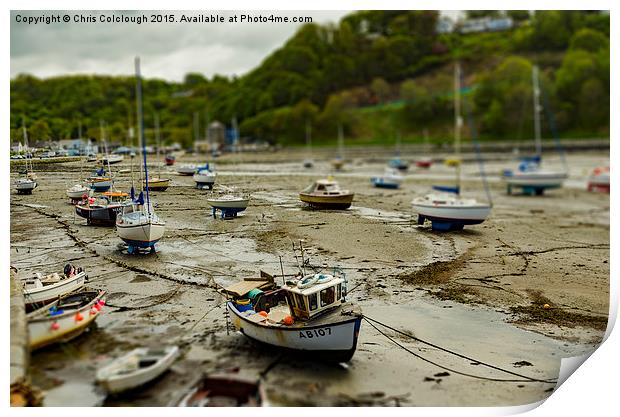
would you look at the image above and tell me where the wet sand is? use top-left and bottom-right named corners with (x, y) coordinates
top-left (10, 149), bottom-right (609, 406)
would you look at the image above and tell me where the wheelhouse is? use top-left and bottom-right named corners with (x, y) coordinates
top-left (283, 275), bottom-right (346, 320)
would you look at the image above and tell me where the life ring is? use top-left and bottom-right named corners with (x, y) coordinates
top-left (297, 274), bottom-right (319, 289)
top-left (315, 274), bottom-right (334, 284)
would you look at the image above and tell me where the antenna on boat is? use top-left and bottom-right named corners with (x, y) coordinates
top-left (135, 56), bottom-right (151, 215)
top-left (154, 112), bottom-right (162, 179)
top-left (299, 240), bottom-right (306, 276)
top-left (279, 255), bottom-right (285, 286)
top-left (454, 62), bottom-right (462, 196)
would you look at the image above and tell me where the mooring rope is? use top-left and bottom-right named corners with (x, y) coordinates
top-left (362, 315), bottom-right (557, 384)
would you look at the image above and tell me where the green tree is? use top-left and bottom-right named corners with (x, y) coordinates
top-left (370, 77), bottom-right (390, 104)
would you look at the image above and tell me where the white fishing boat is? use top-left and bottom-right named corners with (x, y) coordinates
top-left (503, 65), bottom-right (568, 195)
top-left (587, 166), bottom-right (610, 193)
top-left (116, 57), bottom-right (167, 254)
top-left (21, 265), bottom-right (87, 309)
top-left (27, 289), bottom-right (106, 351)
top-left (412, 62), bottom-right (492, 231)
top-left (225, 271), bottom-right (363, 363)
top-left (177, 164), bottom-right (197, 176)
top-left (193, 164), bottom-right (216, 189)
top-left (371, 167), bottom-right (404, 189)
top-left (96, 346), bottom-right (179, 394)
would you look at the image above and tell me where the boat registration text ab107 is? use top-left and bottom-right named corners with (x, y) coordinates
top-left (299, 327), bottom-right (332, 339)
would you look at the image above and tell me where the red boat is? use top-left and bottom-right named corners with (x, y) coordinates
top-left (164, 155), bottom-right (175, 166)
top-left (587, 166), bottom-right (610, 193)
top-left (416, 157), bottom-right (433, 168)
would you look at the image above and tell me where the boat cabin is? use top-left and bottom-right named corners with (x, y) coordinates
top-left (283, 275), bottom-right (346, 320)
top-left (302, 179), bottom-right (346, 196)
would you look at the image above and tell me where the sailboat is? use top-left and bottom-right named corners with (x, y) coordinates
top-left (67, 125), bottom-right (93, 202)
top-left (193, 114), bottom-right (217, 189)
top-left (388, 132), bottom-right (409, 171)
top-left (415, 129), bottom-right (433, 168)
top-left (142, 114), bottom-right (170, 191)
top-left (502, 65), bottom-right (568, 195)
top-left (116, 57), bottom-right (166, 254)
top-left (87, 128), bottom-right (114, 192)
top-left (330, 124), bottom-right (345, 171)
top-left (303, 120), bottom-right (314, 168)
top-left (411, 63), bottom-right (491, 231)
top-left (15, 117), bottom-right (38, 194)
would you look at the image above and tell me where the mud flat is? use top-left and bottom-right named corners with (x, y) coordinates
top-left (10, 150), bottom-right (609, 406)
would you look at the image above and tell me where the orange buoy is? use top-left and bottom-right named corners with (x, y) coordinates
top-left (75, 312), bottom-right (84, 321)
top-left (51, 322), bottom-right (60, 330)
top-left (543, 304), bottom-right (551, 310)
top-left (90, 307), bottom-right (98, 315)
top-left (258, 311), bottom-right (268, 317)
top-left (282, 315), bottom-right (294, 325)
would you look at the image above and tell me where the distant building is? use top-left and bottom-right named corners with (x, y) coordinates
top-left (457, 16), bottom-right (513, 34)
top-left (195, 121), bottom-right (226, 152)
top-left (436, 17), bottom-right (455, 34)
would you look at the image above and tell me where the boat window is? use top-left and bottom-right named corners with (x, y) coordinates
top-left (316, 184), bottom-right (325, 191)
top-left (308, 294), bottom-right (317, 311)
top-left (336, 284), bottom-right (341, 301)
top-left (294, 294), bottom-right (305, 310)
top-left (320, 286), bottom-right (335, 307)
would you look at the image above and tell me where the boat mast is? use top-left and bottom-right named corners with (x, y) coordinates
top-left (135, 56), bottom-right (151, 215)
top-left (454, 62), bottom-right (462, 195)
top-left (155, 113), bottom-right (162, 178)
top-left (101, 120), bottom-right (113, 178)
top-left (532, 65), bottom-right (542, 158)
top-left (205, 109), bottom-right (211, 157)
top-left (22, 116), bottom-right (31, 173)
top-left (193, 111), bottom-right (199, 154)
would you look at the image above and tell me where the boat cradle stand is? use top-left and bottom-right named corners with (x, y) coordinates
top-left (196, 183), bottom-right (214, 190)
top-left (126, 242), bottom-right (157, 255)
top-left (211, 207), bottom-right (246, 219)
top-left (418, 215), bottom-right (465, 232)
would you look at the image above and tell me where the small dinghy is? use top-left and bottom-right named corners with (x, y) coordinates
top-left (164, 154), bottom-right (176, 166)
top-left (206, 194), bottom-right (249, 219)
top-left (175, 373), bottom-right (264, 407)
top-left (142, 177), bottom-right (170, 192)
top-left (299, 177), bottom-right (354, 210)
top-left (75, 191), bottom-right (130, 226)
top-left (224, 270), bottom-right (363, 363)
top-left (96, 346), bottom-right (180, 394)
top-left (587, 166), bottom-right (610, 193)
top-left (66, 184), bottom-right (92, 203)
top-left (388, 157), bottom-right (409, 171)
top-left (102, 154), bottom-right (124, 165)
top-left (22, 264), bottom-right (87, 310)
top-left (27, 289), bottom-right (106, 351)
top-left (415, 157), bottom-right (433, 168)
top-left (371, 167), bottom-right (404, 189)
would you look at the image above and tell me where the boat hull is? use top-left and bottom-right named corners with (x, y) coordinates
top-left (371, 177), bottom-right (402, 189)
top-left (299, 193), bottom-right (354, 210)
top-left (116, 221), bottom-right (166, 248)
top-left (412, 201), bottom-right (491, 231)
top-left (503, 171), bottom-right (567, 195)
top-left (23, 271), bottom-right (87, 307)
top-left (143, 178), bottom-right (170, 191)
top-left (88, 178), bottom-right (113, 192)
top-left (193, 171), bottom-right (216, 188)
top-left (76, 204), bottom-right (123, 226)
top-left (16, 180), bottom-right (38, 194)
top-left (206, 199), bottom-right (249, 210)
top-left (177, 166), bottom-right (196, 175)
top-left (227, 302), bottom-right (362, 362)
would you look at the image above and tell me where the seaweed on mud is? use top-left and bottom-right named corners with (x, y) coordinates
top-left (429, 286), bottom-right (480, 304)
top-left (510, 290), bottom-right (608, 331)
top-left (398, 255), bottom-right (467, 285)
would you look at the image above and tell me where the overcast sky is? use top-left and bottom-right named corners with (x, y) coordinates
top-left (11, 10), bottom-right (462, 82)
top-left (10, 10), bottom-right (354, 82)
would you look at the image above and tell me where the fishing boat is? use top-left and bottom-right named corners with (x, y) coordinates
top-left (587, 166), bottom-right (610, 193)
top-left (175, 373), bottom-right (264, 407)
top-left (75, 191), bottom-right (129, 226)
top-left (96, 346), bottom-right (179, 394)
top-left (502, 65), bottom-right (568, 195)
top-left (412, 62), bottom-right (492, 231)
top-left (299, 178), bottom-right (354, 209)
top-left (15, 118), bottom-right (38, 194)
top-left (206, 194), bottom-right (249, 218)
top-left (164, 154), bottom-right (176, 166)
top-left (21, 264), bottom-right (87, 309)
top-left (102, 154), bottom-right (124, 165)
top-left (27, 289), bottom-right (106, 351)
top-left (224, 270), bottom-right (363, 363)
top-left (142, 114), bottom-right (171, 191)
top-left (371, 167), bottom-right (404, 189)
top-left (116, 57), bottom-right (167, 254)
top-left (193, 163), bottom-right (216, 189)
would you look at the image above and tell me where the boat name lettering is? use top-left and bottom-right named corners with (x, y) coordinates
top-left (299, 327), bottom-right (331, 338)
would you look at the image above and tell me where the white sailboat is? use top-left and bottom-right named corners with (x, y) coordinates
top-left (15, 118), bottom-right (38, 194)
top-left (66, 126), bottom-right (92, 201)
top-left (412, 62), bottom-right (491, 231)
top-left (142, 113), bottom-right (170, 191)
top-left (177, 112), bottom-right (202, 176)
top-left (193, 112), bottom-right (217, 189)
top-left (330, 124), bottom-right (345, 171)
top-left (116, 57), bottom-right (166, 254)
top-left (303, 120), bottom-right (314, 168)
top-left (503, 65), bottom-right (568, 195)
